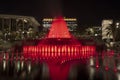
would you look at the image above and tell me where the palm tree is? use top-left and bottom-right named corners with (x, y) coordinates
top-left (106, 26), bottom-right (113, 40)
top-left (104, 25), bottom-right (114, 49)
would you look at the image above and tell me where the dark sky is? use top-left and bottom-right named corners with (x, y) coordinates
top-left (0, 0), bottom-right (120, 26)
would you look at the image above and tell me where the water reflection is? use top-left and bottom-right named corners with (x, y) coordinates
top-left (27, 62), bottom-right (31, 74)
top-left (117, 72), bottom-right (120, 80)
top-left (89, 56), bottom-right (95, 66)
top-left (89, 67), bottom-right (95, 80)
top-left (3, 60), bottom-right (6, 71)
top-left (0, 50), bottom-right (120, 80)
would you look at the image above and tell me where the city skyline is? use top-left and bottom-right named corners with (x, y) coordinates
top-left (0, 0), bottom-right (120, 26)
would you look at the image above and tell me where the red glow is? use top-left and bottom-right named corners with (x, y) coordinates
top-left (47, 17), bottom-right (71, 38)
top-left (48, 63), bottom-right (70, 80)
top-left (22, 17), bottom-right (96, 80)
top-left (96, 65), bottom-right (99, 68)
top-left (23, 45), bottom-right (95, 60)
top-left (105, 66), bottom-right (109, 71)
top-left (114, 67), bottom-right (117, 72)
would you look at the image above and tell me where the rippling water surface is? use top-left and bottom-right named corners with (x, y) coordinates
top-left (0, 50), bottom-right (120, 80)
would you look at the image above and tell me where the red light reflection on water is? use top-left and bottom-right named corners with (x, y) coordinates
top-left (48, 63), bottom-right (70, 80)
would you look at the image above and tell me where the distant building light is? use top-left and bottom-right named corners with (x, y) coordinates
top-left (95, 34), bottom-right (98, 36)
top-left (98, 27), bottom-right (101, 30)
top-left (116, 22), bottom-right (120, 26)
top-left (116, 25), bottom-right (119, 28)
top-left (43, 18), bottom-right (77, 21)
top-left (23, 19), bottom-right (27, 23)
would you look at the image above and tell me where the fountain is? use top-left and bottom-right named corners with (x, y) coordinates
top-left (23, 17), bottom-right (96, 80)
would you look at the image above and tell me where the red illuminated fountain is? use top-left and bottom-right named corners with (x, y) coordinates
top-left (23, 17), bottom-right (96, 80)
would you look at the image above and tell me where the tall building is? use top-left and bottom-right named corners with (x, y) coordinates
top-left (42, 17), bottom-right (78, 32)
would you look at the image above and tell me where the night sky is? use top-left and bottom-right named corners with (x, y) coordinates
top-left (0, 0), bottom-right (120, 26)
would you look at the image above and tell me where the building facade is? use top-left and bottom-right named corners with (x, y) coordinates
top-left (0, 14), bottom-right (40, 40)
top-left (42, 17), bottom-right (78, 32)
